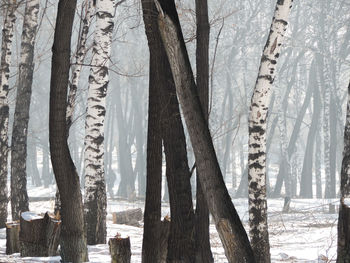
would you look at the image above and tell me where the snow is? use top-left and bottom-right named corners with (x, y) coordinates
top-left (21, 211), bottom-right (43, 221)
top-left (0, 187), bottom-right (339, 262)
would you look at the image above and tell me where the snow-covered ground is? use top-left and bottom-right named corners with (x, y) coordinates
top-left (0, 187), bottom-right (338, 262)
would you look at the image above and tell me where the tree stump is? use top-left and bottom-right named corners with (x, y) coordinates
top-left (112, 208), bottom-right (142, 226)
top-left (6, 221), bottom-right (20, 254)
top-left (19, 211), bottom-right (61, 257)
top-left (109, 235), bottom-right (131, 263)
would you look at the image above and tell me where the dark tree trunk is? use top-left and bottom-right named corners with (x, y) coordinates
top-left (160, 59), bottom-right (195, 263)
top-left (156, 2), bottom-right (255, 261)
top-left (141, 1), bottom-right (164, 260)
top-left (337, 82), bottom-right (350, 262)
top-left (6, 222), bottom-right (20, 255)
top-left (195, 0), bottom-right (213, 260)
top-left (49, 0), bottom-right (88, 261)
top-left (11, 0), bottom-right (40, 220)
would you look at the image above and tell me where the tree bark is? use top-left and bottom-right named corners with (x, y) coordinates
top-left (84, 0), bottom-right (115, 245)
top-left (141, 1), bottom-right (163, 261)
top-left (155, 1), bottom-right (255, 261)
top-left (11, 0), bottom-right (40, 221)
top-left (109, 236), bottom-right (131, 263)
top-left (248, 0), bottom-right (293, 261)
top-left (49, 0), bottom-right (88, 261)
top-left (337, 82), bottom-right (350, 262)
top-left (0, 0), bottom-right (16, 228)
top-left (6, 222), bottom-right (20, 255)
top-left (195, 0), bottom-right (213, 260)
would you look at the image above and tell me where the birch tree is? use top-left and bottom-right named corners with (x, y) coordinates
top-left (10, 0), bottom-right (39, 220)
top-left (84, 0), bottom-right (115, 245)
top-left (248, 0), bottom-right (293, 261)
top-left (66, 0), bottom-right (94, 131)
top-left (0, 0), bottom-right (16, 227)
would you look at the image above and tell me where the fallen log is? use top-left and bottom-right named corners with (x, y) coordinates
top-left (6, 221), bottom-right (20, 254)
top-left (112, 208), bottom-right (142, 226)
top-left (19, 211), bottom-right (61, 257)
top-left (109, 235), bottom-right (131, 263)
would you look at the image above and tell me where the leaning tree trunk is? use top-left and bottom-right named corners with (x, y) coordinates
top-left (248, 0), bottom-right (293, 262)
top-left (10, 0), bottom-right (39, 221)
top-left (84, 0), bottom-right (114, 245)
top-left (195, 0), bottom-right (213, 260)
top-left (0, 0), bottom-right (16, 227)
top-left (337, 82), bottom-right (350, 262)
top-left (155, 1), bottom-right (255, 261)
top-left (49, 0), bottom-right (88, 261)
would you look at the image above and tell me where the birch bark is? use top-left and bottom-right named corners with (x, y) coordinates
top-left (10, 0), bottom-right (39, 220)
top-left (248, 0), bottom-right (293, 261)
top-left (0, 0), bottom-right (16, 227)
top-left (66, 0), bottom-right (94, 131)
top-left (84, 0), bottom-right (115, 245)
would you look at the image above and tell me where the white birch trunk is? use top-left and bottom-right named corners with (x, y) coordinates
top-left (10, 0), bottom-right (40, 220)
top-left (248, 0), bottom-right (293, 262)
top-left (0, 0), bottom-right (16, 227)
top-left (84, 0), bottom-right (115, 245)
top-left (66, 0), bottom-right (94, 130)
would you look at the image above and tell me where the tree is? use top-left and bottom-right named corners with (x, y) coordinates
top-left (141, 0), bottom-right (195, 261)
top-left (141, 1), bottom-right (163, 260)
top-left (248, 0), bottom-right (293, 261)
top-left (49, 0), bottom-right (88, 261)
top-left (10, 0), bottom-right (40, 220)
top-left (195, 0), bottom-right (213, 260)
top-left (337, 81), bottom-right (350, 262)
top-left (155, 0), bottom-right (255, 261)
top-left (0, 0), bottom-right (16, 228)
top-left (84, 0), bottom-right (115, 245)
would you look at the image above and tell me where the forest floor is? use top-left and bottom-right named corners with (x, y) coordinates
top-left (0, 186), bottom-right (338, 262)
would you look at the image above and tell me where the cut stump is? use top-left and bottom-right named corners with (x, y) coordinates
top-left (112, 208), bottom-right (142, 226)
top-left (159, 218), bottom-right (170, 263)
top-left (19, 211), bottom-right (61, 257)
top-left (109, 235), bottom-right (131, 263)
top-left (6, 221), bottom-right (20, 254)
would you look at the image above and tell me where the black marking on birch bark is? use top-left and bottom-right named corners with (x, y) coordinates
top-left (258, 75), bottom-right (273, 82)
top-left (250, 152), bottom-right (265, 160)
top-left (277, 0), bottom-right (285, 5)
top-left (93, 135), bottom-right (104, 145)
top-left (249, 162), bottom-right (264, 170)
top-left (275, 19), bottom-right (288, 26)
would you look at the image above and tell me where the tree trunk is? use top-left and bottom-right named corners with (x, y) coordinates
top-left (49, 0), bottom-right (88, 261)
top-left (195, 0), bottom-right (213, 260)
top-left (66, 0), bottom-right (94, 131)
top-left (11, 0), bottom-right (40, 221)
top-left (0, 0), bottom-right (16, 228)
top-left (248, 0), bottom-right (293, 261)
top-left (141, 1), bottom-right (163, 260)
top-left (84, 0), bottom-right (115, 245)
top-left (337, 82), bottom-right (350, 262)
top-left (300, 60), bottom-right (320, 198)
top-left (155, 1), bottom-right (255, 261)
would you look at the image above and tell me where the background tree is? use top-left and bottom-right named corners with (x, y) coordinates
top-left (10, 0), bottom-right (39, 220)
